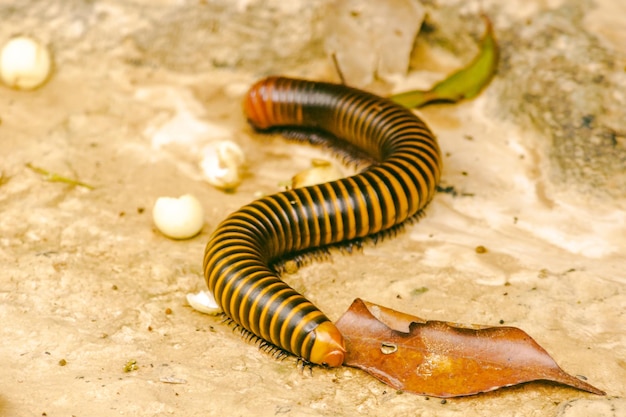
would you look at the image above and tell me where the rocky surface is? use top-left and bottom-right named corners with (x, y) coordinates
top-left (1, 1), bottom-right (624, 416)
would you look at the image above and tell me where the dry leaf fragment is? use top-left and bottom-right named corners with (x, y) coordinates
top-left (335, 299), bottom-right (606, 398)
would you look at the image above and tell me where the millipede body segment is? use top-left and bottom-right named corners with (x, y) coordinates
top-left (203, 77), bottom-right (442, 366)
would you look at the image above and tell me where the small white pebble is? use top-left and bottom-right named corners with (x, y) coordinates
top-left (152, 194), bottom-right (204, 239)
top-left (186, 290), bottom-right (222, 315)
top-left (200, 140), bottom-right (246, 190)
top-left (0, 36), bottom-right (52, 90)
top-left (291, 159), bottom-right (343, 188)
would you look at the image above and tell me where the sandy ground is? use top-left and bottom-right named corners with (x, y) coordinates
top-left (1, 1), bottom-right (625, 416)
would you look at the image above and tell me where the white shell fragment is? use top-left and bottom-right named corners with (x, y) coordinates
top-left (291, 159), bottom-right (343, 189)
top-left (186, 290), bottom-right (222, 315)
top-left (152, 194), bottom-right (204, 239)
top-left (0, 36), bottom-right (52, 90)
top-left (200, 140), bottom-right (246, 190)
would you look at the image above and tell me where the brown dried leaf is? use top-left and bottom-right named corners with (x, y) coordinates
top-left (336, 299), bottom-right (606, 398)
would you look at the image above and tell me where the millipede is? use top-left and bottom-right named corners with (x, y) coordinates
top-left (203, 76), bottom-right (442, 367)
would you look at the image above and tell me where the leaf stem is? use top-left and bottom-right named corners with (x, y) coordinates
top-left (25, 163), bottom-right (95, 190)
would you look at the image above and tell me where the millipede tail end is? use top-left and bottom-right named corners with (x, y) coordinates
top-left (243, 76), bottom-right (279, 130)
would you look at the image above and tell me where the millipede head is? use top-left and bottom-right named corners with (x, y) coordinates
top-left (308, 321), bottom-right (346, 367)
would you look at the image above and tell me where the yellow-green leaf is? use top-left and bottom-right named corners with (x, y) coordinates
top-left (391, 15), bottom-right (498, 108)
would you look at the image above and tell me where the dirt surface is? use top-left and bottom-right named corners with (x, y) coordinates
top-left (1, 1), bottom-right (625, 417)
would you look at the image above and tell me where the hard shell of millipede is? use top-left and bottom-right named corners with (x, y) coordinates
top-left (203, 76), bottom-right (442, 366)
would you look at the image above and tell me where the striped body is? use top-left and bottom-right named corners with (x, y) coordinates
top-left (203, 77), bottom-right (442, 366)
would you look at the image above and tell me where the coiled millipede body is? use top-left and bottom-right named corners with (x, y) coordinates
top-left (203, 77), bottom-right (442, 366)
